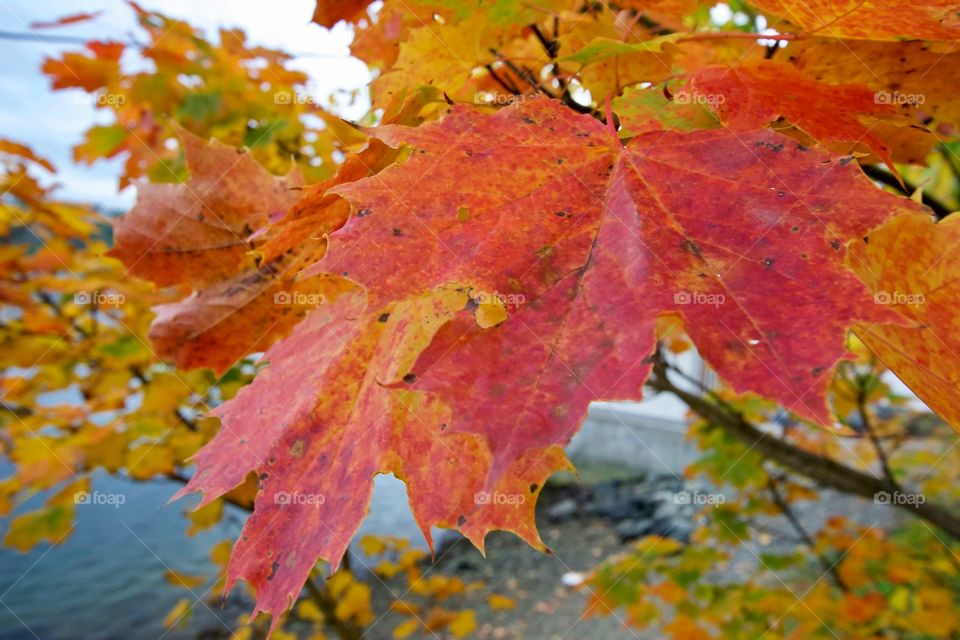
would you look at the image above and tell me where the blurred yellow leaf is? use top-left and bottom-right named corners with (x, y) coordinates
top-left (163, 598), bottom-right (192, 630)
top-left (164, 569), bottom-right (206, 589)
top-left (186, 499), bottom-right (223, 536)
top-left (124, 444), bottom-right (174, 480)
top-left (448, 610), bottom-right (477, 638)
top-left (334, 580), bottom-right (373, 626)
top-left (393, 618), bottom-right (420, 639)
top-left (3, 505), bottom-right (73, 551)
top-left (297, 598), bottom-right (324, 622)
top-left (487, 594), bottom-right (516, 610)
top-left (359, 534), bottom-right (388, 556)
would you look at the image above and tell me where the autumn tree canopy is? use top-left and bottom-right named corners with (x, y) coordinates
top-left (7, 0), bottom-right (960, 637)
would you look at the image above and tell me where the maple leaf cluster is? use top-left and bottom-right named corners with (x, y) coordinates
top-left (98, 0), bottom-right (960, 628)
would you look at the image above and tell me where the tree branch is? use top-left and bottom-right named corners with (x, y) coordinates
top-left (646, 359), bottom-right (960, 540)
top-left (767, 474), bottom-right (848, 590)
top-left (854, 374), bottom-right (898, 488)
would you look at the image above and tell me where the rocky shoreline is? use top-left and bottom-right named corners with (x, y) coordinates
top-left (361, 469), bottom-right (903, 640)
top-left (362, 473), bottom-right (712, 640)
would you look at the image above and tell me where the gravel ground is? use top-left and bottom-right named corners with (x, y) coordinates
top-left (358, 471), bottom-right (905, 640)
top-left (363, 509), bottom-right (639, 640)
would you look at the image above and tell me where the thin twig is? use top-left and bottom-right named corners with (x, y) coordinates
top-left (853, 373), bottom-right (898, 488)
top-left (766, 474), bottom-right (848, 591)
top-left (484, 64), bottom-right (521, 95)
top-left (37, 291), bottom-right (89, 338)
top-left (490, 48), bottom-right (557, 98)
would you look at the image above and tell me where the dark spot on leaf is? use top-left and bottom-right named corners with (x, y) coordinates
top-left (839, 156), bottom-right (854, 165)
top-left (863, 236), bottom-right (870, 244)
top-left (392, 228), bottom-right (402, 236)
top-left (796, 143), bottom-right (808, 152)
top-left (267, 560), bottom-right (279, 580)
top-left (758, 141), bottom-right (784, 152)
top-left (831, 240), bottom-right (841, 250)
top-left (440, 423), bottom-right (447, 431)
top-left (402, 373), bottom-right (417, 383)
top-left (378, 313), bottom-right (390, 323)
top-left (681, 239), bottom-right (702, 256)
top-left (357, 208), bottom-right (372, 217)
top-left (457, 515), bottom-right (466, 526)
top-left (554, 210), bottom-right (566, 217)
top-left (763, 258), bottom-right (775, 268)
top-left (522, 116), bottom-right (535, 124)
top-left (791, 226), bottom-right (800, 233)
top-left (812, 366), bottom-right (824, 376)
top-left (529, 483), bottom-right (538, 493)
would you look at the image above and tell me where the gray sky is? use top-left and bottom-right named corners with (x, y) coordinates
top-left (0, 0), bottom-right (371, 209)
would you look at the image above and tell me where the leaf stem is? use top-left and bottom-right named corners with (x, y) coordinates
top-left (604, 94), bottom-right (618, 141)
